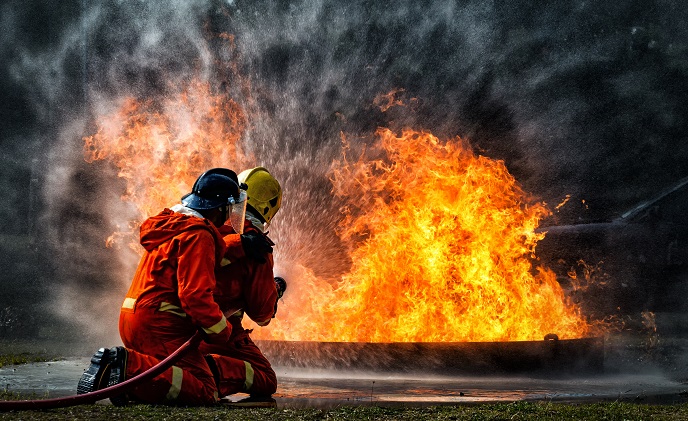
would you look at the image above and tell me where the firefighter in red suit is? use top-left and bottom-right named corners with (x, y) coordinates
top-left (200, 166), bottom-right (286, 402)
top-left (77, 168), bottom-right (249, 405)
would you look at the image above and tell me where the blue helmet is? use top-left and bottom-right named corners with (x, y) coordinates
top-left (181, 168), bottom-right (241, 211)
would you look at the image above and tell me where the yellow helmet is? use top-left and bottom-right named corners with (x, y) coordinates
top-left (238, 167), bottom-right (282, 224)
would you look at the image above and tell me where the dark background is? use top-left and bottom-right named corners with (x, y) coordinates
top-left (1, 0), bottom-right (687, 345)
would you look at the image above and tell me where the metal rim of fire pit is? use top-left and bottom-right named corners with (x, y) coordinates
top-left (256, 336), bottom-right (605, 376)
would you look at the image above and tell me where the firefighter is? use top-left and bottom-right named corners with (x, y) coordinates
top-left (200, 166), bottom-right (286, 403)
top-left (77, 168), bottom-right (247, 405)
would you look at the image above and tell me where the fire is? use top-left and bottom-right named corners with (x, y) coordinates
top-left (373, 88), bottom-right (406, 112)
top-left (251, 128), bottom-right (591, 342)
top-left (84, 82), bottom-right (591, 342)
top-left (84, 79), bottom-right (249, 236)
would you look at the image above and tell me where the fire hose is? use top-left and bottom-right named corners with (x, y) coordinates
top-left (0, 331), bottom-right (203, 411)
top-left (0, 276), bottom-right (286, 411)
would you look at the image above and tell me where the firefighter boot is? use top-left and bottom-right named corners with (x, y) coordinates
top-left (106, 346), bottom-right (129, 406)
top-left (77, 347), bottom-right (112, 395)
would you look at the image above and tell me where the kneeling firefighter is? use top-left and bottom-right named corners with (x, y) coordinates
top-left (77, 168), bottom-right (253, 405)
top-left (200, 166), bottom-right (287, 402)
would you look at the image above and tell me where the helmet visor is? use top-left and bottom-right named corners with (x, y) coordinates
top-left (228, 190), bottom-right (247, 234)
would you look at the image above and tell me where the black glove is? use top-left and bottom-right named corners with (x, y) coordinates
top-left (273, 276), bottom-right (287, 318)
top-left (274, 276), bottom-right (287, 299)
top-left (240, 231), bottom-right (273, 263)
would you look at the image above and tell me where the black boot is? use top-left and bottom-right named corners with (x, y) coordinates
top-left (107, 346), bottom-right (129, 406)
top-left (77, 348), bottom-right (112, 395)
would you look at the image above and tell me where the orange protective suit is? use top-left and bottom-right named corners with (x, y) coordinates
top-left (118, 208), bottom-right (231, 405)
top-left (200, 220), bottom-right (279, 398)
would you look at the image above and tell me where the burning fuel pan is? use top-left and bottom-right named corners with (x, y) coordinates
top-left (256, 335), bottom-right (604, 375)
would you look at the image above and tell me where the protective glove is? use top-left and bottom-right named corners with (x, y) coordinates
top-left (273, 276), bottom-right (287, 318)
top-left (274, 276), bottom-right (287, 299)
top-left (240, 231), bottom-right (273, 263)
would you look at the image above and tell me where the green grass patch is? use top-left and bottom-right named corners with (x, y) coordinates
top-left (0, 401), bottom-right (687, 420)
top-left (0, 390), bottom-right (23, 401)
top-left (0, 353), bottom-right (54, 368)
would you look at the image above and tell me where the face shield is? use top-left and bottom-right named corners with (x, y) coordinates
top-left (227, 189), bottom-right (247, 234)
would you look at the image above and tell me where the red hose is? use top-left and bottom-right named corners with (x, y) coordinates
top-left (0, 331), bottom-right (203, 411)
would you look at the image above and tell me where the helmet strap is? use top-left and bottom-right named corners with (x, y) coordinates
top-left (244, 209), bottom-right (266, 233)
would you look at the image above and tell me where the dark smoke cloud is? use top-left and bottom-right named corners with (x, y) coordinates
top-left (1, 0), bottom-right (687, 345)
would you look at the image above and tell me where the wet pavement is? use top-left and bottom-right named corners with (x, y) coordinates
top-left (273, 369), bottom-right (688, 407)
top-left (1, 358), bottom-right (687, 407)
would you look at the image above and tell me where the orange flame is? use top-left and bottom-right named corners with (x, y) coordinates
top-left (555, 194), bottom-right (571, 211)
top-left (84, 79), bottom-right (249, 232)
top-left (373, 88), bottom-right (406, 112)
top-left (252, 128), bottom-right (591, 342)
top-left (85, 82), bottom-right (592, 342)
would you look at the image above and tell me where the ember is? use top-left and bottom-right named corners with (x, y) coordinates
top-left (84, 83), bottom-right (592, 344)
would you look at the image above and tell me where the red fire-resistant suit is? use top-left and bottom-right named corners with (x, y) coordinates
top-left (118, 208), bottom-right (231, 405)
top-left (200, 219), bottom-right (279, 398)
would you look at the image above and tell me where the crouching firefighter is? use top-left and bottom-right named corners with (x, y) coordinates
top-left (77, 168), bottom-right (249, 405)
top-left (200, 166), bottom-right (287, 404)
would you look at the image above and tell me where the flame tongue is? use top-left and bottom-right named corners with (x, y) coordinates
top-left (260, 128), bottom-right (590, 342)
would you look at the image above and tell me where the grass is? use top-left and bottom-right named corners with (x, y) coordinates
top-left (0, 353), bottom-right (54, 368)
top-left (0, 401), bottom-right (688, 420)
top-left (0, 338), bottom-right (67, 369)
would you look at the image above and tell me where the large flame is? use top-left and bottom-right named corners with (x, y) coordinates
top-left (85, 82), bottom-right (591, 342)
top-left (253, 129), bottom-right (590, 342)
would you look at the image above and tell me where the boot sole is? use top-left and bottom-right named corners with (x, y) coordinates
top-left (76, 348), bottom-right (111, 395)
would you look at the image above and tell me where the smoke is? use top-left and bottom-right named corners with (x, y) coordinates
top-left (0, 0), bottom-right (234, 346)
top-left (1, 0), bottom-right (688, 348)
